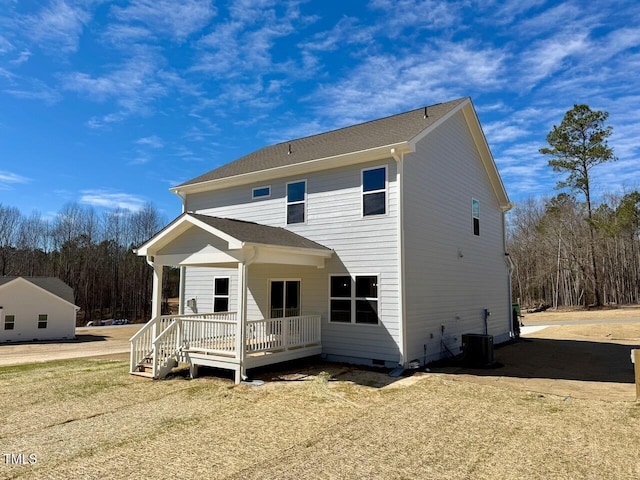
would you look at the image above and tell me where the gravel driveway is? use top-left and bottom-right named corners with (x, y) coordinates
top-left (0, 324), bottom-right (140, 366)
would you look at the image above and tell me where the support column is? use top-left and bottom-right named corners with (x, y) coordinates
top-left (235, 262), bottom-right (248, 383)
top-left (150, 261), bottom-right (163, 345)
top-left (151, 261), bottom-right (163, 320)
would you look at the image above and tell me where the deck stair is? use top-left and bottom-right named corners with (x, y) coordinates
top-left (130, 312), bottom-right (321, 382)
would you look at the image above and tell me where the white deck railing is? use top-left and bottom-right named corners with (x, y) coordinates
top-left (130, 313), bottom-right (321, 378)
top-left (247, 315), bottom-right (321, 353)
top-left (130, 312), bottom-right (237, 375)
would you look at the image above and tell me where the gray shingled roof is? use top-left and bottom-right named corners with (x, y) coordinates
top-left (191, 213), bottom-right (331, 251)
top-left (0, 277), bottom-right (75, 305)
top-left (177, 98), bottom-right (468, 187)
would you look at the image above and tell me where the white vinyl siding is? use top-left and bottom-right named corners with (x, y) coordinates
top-left (402, 109), bottom-right (511, 364)
top-left (184, 159), bottom-right (401, 363)
top-left (0, 280), bottom-right (75, 342)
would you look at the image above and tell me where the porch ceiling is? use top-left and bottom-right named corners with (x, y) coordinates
top-left (135, 213), bottom-right (333, 268)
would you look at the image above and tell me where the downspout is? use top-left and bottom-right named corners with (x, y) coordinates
top-left (175, 190), bottom-right (187, 213)
top-left (502, 205), bottom-right (515, 336)
top-left (391, 148), bottom-right (408, 367)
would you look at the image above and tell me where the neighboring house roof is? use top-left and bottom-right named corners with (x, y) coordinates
top-left (137, 212), bottom-right (333, 256)
top-left (0, 277), bottom-right (76, 305)
top-left (175, 98), bottom-right (468, 189)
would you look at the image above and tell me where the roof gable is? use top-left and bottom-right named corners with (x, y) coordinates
top-left (137, 213), bottom-right (332, 256)
top-left (0, 277), bottom-right (77, 306)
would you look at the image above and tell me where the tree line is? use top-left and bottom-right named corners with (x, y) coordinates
top-left (0, 202), bottom-right (172, 324)
top-left (508, 191), bottom-right (640, 307)
top-left (509, 103), bottom-right (639, 308)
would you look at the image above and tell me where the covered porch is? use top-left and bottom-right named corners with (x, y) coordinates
top-left (130, 213), bottom-right (333, 383)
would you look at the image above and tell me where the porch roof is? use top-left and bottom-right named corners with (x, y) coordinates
top-left (135, 213), bottom-right (333, 267)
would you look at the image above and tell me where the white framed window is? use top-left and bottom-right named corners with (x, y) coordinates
top-left (329, 274), bottom-right (380, 325)
top-left (362, 166), bottom-right (387, 216)
top-left (213, 277), bottom-right (230, 312)
top-left (252, 185), bottom-right (271, 199)
top-left (286, 180), bottom-right (306, 224)
top-left (269, 279), bottom-right (301, 318)
top-left (472, 198), bottom-right (480, 236)
top-left (4, 314), bottom-right (15, 330)
top-left (38, 314), bottom-right (47, 329)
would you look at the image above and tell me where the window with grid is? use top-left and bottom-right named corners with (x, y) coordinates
top-left (286, 180), bottom-right (306, 224)
top-left (330, 275), bottom-right (379, 325)
top-left (362, 167), bottom-right (386, 216)
top-left (213, 277), bottom-right (230, 312)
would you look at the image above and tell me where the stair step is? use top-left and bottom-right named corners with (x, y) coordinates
top-left (130, 371), bottom-right (154, 378)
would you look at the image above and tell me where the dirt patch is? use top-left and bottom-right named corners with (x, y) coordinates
top-left (523, 305), bottom-right (640, 323)
top-left (430, 322), bottom-right (640, 401)
top-left (0, 325), bottom-right (139, 366)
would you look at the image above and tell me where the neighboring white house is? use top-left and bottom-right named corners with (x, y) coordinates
top-left (130, 97), bottom-right (513, 382)
top-left (0, 277), bottom-right (78, 342)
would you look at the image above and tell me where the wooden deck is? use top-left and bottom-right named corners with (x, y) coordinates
top-left (130, 313), bottom-right (322, 382)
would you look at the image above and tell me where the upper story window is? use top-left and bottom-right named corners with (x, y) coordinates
top-left (38, 314), bottom-right (48, 329)
top-left (287, 180), bottom-right (306, 224)
top-left (252, 185), bottom-right (271, 199)
top-left (4, 315), bottom-right (15, 330)
top-left (362, 167), bottom-right (386, 216)
top-left (472, 198), bottom-right (480, 236)
top-left (213, 277), bottom-right (230, 312)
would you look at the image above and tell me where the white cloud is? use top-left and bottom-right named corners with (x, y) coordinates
top-left (136, 135), bottom-right (164, 149)
top-left (21, 0), bottom-right (90, 53)
top-left (520, 31), bottom-right (591, 86)
top-left (304, 40), bottom-right (506, 127)
top-left (0, 35), bottom-right (14, 54)
top-left (368, 0), bottom-right (462, 32)
top-left (111, 0), bottom-right (216, 42)
top-left (3, 77), bottom-right (62, 104)
top-left (10, 49), bottom-right (31, 65)
top-left (0, 170), bottom-right (30, 190)
top-left (62, 52), bottom-right (168, 122)
top-left (80, 191), bottom-right (146, 212)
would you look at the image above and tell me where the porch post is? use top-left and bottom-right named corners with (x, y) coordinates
top-left (235, 262), bottom-right (248, 383)
top-left (150, 261), bottom-right (163, 341)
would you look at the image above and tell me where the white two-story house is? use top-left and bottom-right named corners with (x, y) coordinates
top-left (130, 97), bottom-right (513, 382)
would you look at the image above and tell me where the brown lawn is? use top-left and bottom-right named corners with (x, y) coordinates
top-left (1, 308), bottom-right (639, 479)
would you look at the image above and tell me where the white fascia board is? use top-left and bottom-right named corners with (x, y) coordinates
top-left (171, 142), bottom-right (413, 196)
top-left (245, 242), bottom-right (333, 258)
top-left (249, 244), bottom-right (332, 268)
top-left (460, 102), bottom-right (512, 211)
top-left (136, 214), bottom-right (243, 257)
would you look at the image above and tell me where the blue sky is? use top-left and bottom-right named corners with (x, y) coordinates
top-left (1, 0), bottom-right (639, 220)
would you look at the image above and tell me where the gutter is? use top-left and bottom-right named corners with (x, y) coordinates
top-left (172, 142), bottom-right (413, 196)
